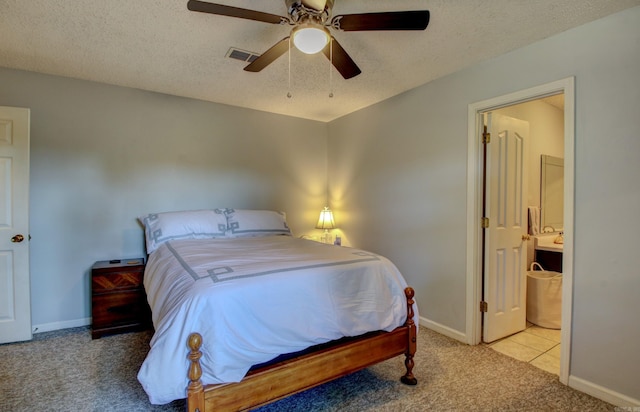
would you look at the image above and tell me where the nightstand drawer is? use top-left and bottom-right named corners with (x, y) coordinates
top-left (92, 290), bottom-right (150, 328)
top-left (92, 271), bottom-right (144, 294)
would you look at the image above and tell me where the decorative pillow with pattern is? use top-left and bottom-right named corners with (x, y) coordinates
top-left (139, 209), bottom-right (227, 253)
top-left (224, 209), bottom-right (291, 238)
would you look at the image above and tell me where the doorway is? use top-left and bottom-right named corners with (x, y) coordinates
top-left (483, 98), bottom-right (564, 374)
top-left (465, 77), bottom-right (575, 385)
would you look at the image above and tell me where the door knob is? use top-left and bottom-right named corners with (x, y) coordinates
top-left (521, 234), bottom-right (531, 241)
top-left (11, 234), bottom-right (24, 243)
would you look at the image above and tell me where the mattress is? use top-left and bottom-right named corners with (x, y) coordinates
top-left (137, 236), bottom-right (414, 404)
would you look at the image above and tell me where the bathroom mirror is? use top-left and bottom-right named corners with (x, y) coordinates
top-left (540, 155), bottom-right (564, 232)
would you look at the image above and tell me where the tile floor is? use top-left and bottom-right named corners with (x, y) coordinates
top-left (487, 323), bottom-right (561, 375)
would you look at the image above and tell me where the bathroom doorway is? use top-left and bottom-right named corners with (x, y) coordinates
top-left (466, 77), bottom-right (575, 385)
top-left (483, 96), bottom-right (565, 374)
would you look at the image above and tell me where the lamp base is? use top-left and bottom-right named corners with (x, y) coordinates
top-left (321, 230), bottom-right (332, 244)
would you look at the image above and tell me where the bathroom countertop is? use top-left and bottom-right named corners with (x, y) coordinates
top-left (534, 234), bottom-right (563, 252)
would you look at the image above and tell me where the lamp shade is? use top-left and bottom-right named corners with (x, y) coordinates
top-left (315, 207), bottom-right (336, 230)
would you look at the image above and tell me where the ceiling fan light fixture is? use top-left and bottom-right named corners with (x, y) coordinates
top-left (292, 23), bottom-right (330, 54)
top-left (188, 0), bottom-right (430, 79)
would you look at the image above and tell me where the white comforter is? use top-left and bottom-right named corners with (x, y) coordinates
top-left (137, 236), bottom-right (414, 405)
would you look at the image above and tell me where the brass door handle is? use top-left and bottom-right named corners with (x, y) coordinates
top-left (11, 234), bottom-right (24, 243)
top-left (522, 234), bottom-right (531, 241)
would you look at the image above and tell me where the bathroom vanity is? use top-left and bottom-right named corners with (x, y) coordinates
top-left (534, 234), bottom-right (563, 272)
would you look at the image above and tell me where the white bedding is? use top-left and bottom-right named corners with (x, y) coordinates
top-left (137, 236), bottom-right (415, 405)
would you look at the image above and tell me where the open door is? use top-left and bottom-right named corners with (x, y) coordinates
top-left (482, 112), bottom-right (529, 343)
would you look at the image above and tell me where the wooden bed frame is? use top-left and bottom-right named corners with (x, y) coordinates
top-left (186, 287), bottom-right (418, 412)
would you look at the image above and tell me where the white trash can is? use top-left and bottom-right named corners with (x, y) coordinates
top-left (526, 262), bottom-right (562, 329)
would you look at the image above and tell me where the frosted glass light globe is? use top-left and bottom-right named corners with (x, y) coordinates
top-left (293, 25), bottom-right (330, 54)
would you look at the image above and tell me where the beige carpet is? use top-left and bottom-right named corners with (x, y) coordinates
top-left (0, 326), bottom-right (614, 411)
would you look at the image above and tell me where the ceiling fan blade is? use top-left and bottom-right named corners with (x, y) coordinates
top-left (244, 37), bottom-right (292, 72)
top-left (187, 0), bottom-right (288, 25)
top-left (322, 38), bottom-right (361, 79)
top-left (332, 10), bottom-right (430, 31)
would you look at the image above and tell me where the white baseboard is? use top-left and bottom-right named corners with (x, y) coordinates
top-left (419, 316), bottom-right (467, 343)
top-left (569, 375), bottom-right (640, 407)
top-left (34, 316), bottom-right (466, 343)
top-left (32, 317), bottom-right (91, 334)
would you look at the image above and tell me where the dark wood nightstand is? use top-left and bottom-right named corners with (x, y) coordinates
top-left (91, 258), bottom-right (151, 339)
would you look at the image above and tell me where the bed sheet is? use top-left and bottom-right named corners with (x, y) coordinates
top-left (137, 236), bottom-right (415, 405)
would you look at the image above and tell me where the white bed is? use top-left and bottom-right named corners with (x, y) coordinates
top-left (136, 209), bottom-right (416, 406)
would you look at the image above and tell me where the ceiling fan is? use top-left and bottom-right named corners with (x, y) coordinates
top-left (187, 0), bottom-right (430, 79)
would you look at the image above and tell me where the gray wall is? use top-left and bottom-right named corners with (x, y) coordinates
top-left (328, 6), bottom-right (640, 403)
top-left (0, 68), bottom-right (329, 329)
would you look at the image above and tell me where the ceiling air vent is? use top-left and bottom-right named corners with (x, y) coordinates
top-left (226, 47), bottom-right (260, 63)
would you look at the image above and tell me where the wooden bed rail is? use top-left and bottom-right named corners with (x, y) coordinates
top-left (187, 286), bottom-right (417, 412)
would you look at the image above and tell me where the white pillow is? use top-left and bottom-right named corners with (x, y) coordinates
top-left (225, 209), bottom-right (291, 238)
top-left (139, 209), bottom-right (228, 253)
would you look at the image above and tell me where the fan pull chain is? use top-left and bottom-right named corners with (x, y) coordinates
top-left (329, 37), bottom-right (334, 98)
top-left (287, 37), bottom-right (292, 99)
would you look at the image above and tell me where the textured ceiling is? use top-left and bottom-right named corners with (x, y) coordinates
top-left (1, 0), bottom-right (638, 122)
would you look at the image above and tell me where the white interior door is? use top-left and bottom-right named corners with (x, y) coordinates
top-left (483, 112), bottom-right (529, 343)
top-left (0, 106), bottom-right (31, 344)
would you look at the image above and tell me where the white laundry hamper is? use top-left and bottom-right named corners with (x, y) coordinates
top-left (526, 262), bottom-right (562, 329)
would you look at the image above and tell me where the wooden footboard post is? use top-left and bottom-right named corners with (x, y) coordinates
top-left (400, 287), bottom-right (418, 385)
top-left (187, 333), bottom-right (205, 412)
